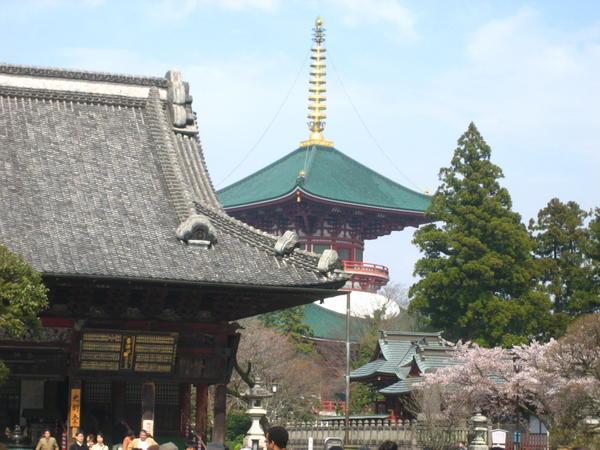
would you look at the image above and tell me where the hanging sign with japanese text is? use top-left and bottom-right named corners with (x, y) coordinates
top-left (79, 330), bottom-right (177, 374)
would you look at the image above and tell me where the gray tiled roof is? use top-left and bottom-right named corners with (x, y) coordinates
top-left (0, 64), bottom-right (346, 289)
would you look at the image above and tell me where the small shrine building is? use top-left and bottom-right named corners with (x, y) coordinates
top-left (350, 331), bottom-right (455, 419)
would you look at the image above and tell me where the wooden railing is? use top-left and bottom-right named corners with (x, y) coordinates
top-left (342, 261), bottom-right (390, 278)
top-left (319, 400), bottom-right (346, 413)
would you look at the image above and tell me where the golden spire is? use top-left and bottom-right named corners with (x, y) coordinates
top-left (300, 16), bottom-right (334, 148)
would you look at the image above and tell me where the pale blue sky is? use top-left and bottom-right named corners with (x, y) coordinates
top-left (2, 0), bottom-right (599, 288)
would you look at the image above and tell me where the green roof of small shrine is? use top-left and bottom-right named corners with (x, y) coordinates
top-left (350, 331), bottom-right (451, 380)
top-left (218, 145), bottom-right (431, 212)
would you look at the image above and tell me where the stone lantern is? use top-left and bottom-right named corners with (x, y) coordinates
top-left (469, 410), bottom-right (489, 450)
top-left (242, 377), bottom-right (273, 450)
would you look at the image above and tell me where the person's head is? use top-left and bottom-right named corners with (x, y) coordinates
top-left (185, 442), bottom-right (196, 450)
top-left (76, 432), bottom-right (85, 444)
top-left (87, 434), bottom-right (95, 444)
top-left (265, 426), bottom-right (288, 450)
top-left (96, 434), bottom-right (104, 444)
top-left (139, 430), bottom-right (148, 441)
top-left (43, 430), bottom-right (51, 439)
top-left (378, 441), bottom-right (397, 450)
top-left (147, 445), bottom-right (159, 450)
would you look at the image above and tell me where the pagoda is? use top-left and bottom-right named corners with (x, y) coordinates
top-left (218, 17), bottom-right (431, 293)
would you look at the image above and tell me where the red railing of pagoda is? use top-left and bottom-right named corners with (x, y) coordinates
top-left (342, 261), bottom-right (389, 278)
top-left (319, 400), bottom-right (347, 413)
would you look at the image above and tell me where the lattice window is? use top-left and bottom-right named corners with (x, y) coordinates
top-left (84, 381), bottom-right (111, 403)
top-left (156, 383), bottom-right (178, 405)
top-left (125, 383), bottom-right (141, 404)
top-left (0, 378), bottom-right (20, 409)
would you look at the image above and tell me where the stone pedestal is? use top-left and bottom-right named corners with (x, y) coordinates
top-left (469, 411), bottom-right (489, 450)
top-left (242, 377), bottom-right (273, 450)
top-left (244, 406), bottom-right (267, 450)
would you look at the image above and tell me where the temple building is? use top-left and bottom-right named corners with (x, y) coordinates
top-left (217, 18), bottom-right (430, 303)
top-left (349, 331), bottom-right (455, 419)
top-left (0, 63), bottom-right (345, 447)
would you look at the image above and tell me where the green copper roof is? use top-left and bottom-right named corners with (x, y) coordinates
top-left (303, 303), bottom-right (367, 342)
top-left (350, 331), bottom-right (450, 380)
top-left (218, 145), bottom-right (430, 212)
top-left (379, 377), bottom-right (422, 395)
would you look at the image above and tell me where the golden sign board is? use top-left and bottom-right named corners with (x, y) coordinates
top-left (69, 388), bottom-right (81, 428)
top-left (79, 331), bottom-right (177, 374)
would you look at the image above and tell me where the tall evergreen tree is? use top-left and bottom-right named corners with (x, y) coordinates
top-left (583, 208), bottom-right (600, 311)
top-left (258, 305), bottom-right (315, 353)
top-left (529, 199), bottom-right (598, 328)
top-left (409, 123), bottom-right (552, 347)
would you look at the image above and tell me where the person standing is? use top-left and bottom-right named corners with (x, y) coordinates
top-left (91, 433), bottom-right (109, 450)
top-left (35, 429), bottom-right (59, 450)
top-left (129, 430), bottom-right (157, 450)
top-left (86, 434), bottom-right (96, 450)
top-left (122, 431), bottom-right (134, 450)
top-left (69, 432), bottom-right (87, 450)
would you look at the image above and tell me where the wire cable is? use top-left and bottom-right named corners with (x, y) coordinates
top-left (216, 49), bottom-right (310, 188)
top-left (328, 53), bottom-right (426, 194)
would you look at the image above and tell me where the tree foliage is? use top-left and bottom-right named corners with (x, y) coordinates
top-left (258, 305), bottom-right (314, 353)
top-left (529, 198), bottom-right (599, 328)
top-left (409, 123), bottom-right (552, 347)
top-left (0, 244), bottom-right (48, 383)
top-left (229, 318), bottom-right (321, 422)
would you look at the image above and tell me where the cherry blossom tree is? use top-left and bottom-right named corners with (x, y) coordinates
top-left (417, 314), bottom-right (600, 443)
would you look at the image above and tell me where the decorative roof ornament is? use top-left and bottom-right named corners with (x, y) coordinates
top-left (300, 17), bottom-right (334, 148)
top-left (165, 70), bottom-right (197, 134)
top-left (176, 214), bottom-right (217, 248)
top-left (318, 248), bottom-right (340, 273)
top-left (274, 230), bottom-right (299, 255)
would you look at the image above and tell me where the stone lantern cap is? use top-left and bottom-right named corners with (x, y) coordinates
top-left (242, 377), bottom-right (273, 401)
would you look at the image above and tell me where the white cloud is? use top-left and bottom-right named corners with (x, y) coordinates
top-left (329, 0), bottom-right (418, 42)
top-left (145, 0), bottom-right (278, 21)
top-left (427, 7), bottom-right (600, 162)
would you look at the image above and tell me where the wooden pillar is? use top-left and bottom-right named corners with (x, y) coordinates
top-left (141, 382), bottom-right (156, 436)
top-left (195, 384), bottom-right (209, 437)
top-left (113, 382), bottom-right (126, 433)
top-left (211, 384), bottom-right (227, 446)
top-left (179, 384), bottom-right (191, 436)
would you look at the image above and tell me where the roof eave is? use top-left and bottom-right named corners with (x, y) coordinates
top-left (41, 272), bottom-right (346, 295)
top-left (223, 187), bottom-right (429, 216)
